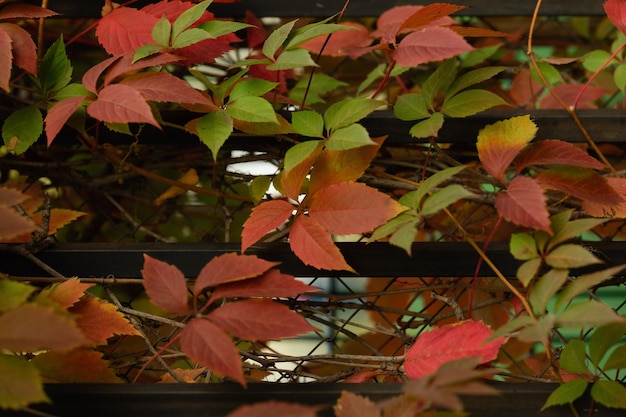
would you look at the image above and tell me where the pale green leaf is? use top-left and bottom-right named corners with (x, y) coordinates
top-left (198, 20), bottom-right (251, 38)
top-left (531, 60), bottom-right (564, 86)
top-left (152, 16), bottom-right (172, 47)
top-left (195, 110), bottom-right (233, 161)
top-left (614, 63), bottom-right (626, 93)
top-left (516, 258), bottom-right (542, 287)
top-left (399, 165), bottom-right (467, 211)
top-left (394, 93), bottom-right (430, 121)
top-left (560, 339), bottom-right (589, 375)
top-left (292, 111), bottom-right (324, 138)
top-left (541, 379), bottom-right (588, 410)
top-left (0, 354), bottom-right (49, 410)
top-left (267, 48), bottom-right (317, 70)
top-left (369, 212), bottom-right (419, 243)
top-left (323, 98), bottom-right (384, 132)
top-left (589, 323), bottom-right (626, 368)
top-left (510, 233), bottom-right (539, 261)
top-left (603, 344), bottom-right (626, 371)
top-left (288, 73), bottom-right (347, 106)
top-left (421, 59), bottom-right (457, 106)
top-left (583, 50), bottom-right (614, 72)
top-left (556, 300), bottom-right (624, 328)
top-left (591, 380), bottom-right (626, 409)
top-left (171, 0), bottom-right (212, 40)
top-left (544, 244), bottom-right (601, 269)
top-left (0, 280), bottom-right (35, 313)
top-left (132, 44), bottom-right (162, 63)
top-left (284, 140), bottom-right (322, 173)
top-left (549, 210), bottom-right (574, 236)
top-left (487, 315), bottom-right (537, 341)
top-left (555, 264), bottom-right (626, 310)
top-left (263, 19), bottom-right (297, 59)
top-left (517, 314), bottom-right (555, 344)
top-left (420, 184), bottom-right (475, 217)
top-left (460, 43), bottom-right (503, 68)
top-left (229, 78), bottom-right (279, 101)
top-left (2, 105), bottom-right (43, 155)
top-left (442, 89), bottom-right (508, 118)
top-left (529, 268), bottom-right (568, 315)
top-left (547, 218), bottom-right (608, 251)
top-left (226, 96), bottom-right (278, 123)
top-left (446, 66), bottom-right (507, 99)
top-left (285, 22), bottom-right (357, 50)
top-left (248, 175), bottom-right (272, 204)
top-left (409, 112), bottom-right (444, 138)
top-left (326, 123), bottom-right (375, 150)
top-left (389, 221), bottom-right (420, 256)
top-left (172, 28), bottom-right (214, 49)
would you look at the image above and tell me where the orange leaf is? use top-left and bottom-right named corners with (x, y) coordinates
top-left (194, 253), bottom-right (279, 295)
top-left (241, 199), bottom-right (295, 252)
top-left (515, 140), bottom-right (606, 173)
top-left (32, 349), bottom-right (120, 383)
top-left (289, 215), bottom-right (353, 272)
top-left (495, 176), bottom-right (551, 233)
top-left (0, 25), bottom-right (13, 92)
top-left (37, 278), bottom-right (95, 309)
top-left (0, 304), bottom-right (86, 351)
top-left (71, 295), bottom-right (139, 345)
top-left (141, 254), bottom-right (191, 315)
top-left (374, 4), bottom-right (457, 43)
top-left (308, 182), bottom-right (406, 235)
top-left (334, 391), bottom-right (380, 417)
top-left (208, 299), bottom-right (317, 340)
top-left (0, 206), bottom-right (35, 242)
top-left (226, 401), bottom-right (322, 417)
top-left (536, 167), bottom-right (624, 207)
top-left (404, 320), bottom-right (506, 379)
top-left (8, 208), bottom-right (87, 243)
top-left (583, 177), bottom-right (626, 217)
top-left (159, 368), bottom-right (205, 383)
top-left (154, 168), bottom-right (200, 206)
top-left (179, 318), bottom-right (245, 385)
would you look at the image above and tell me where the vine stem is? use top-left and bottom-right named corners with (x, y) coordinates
top-left (527, 0), bottom-right (617, 176)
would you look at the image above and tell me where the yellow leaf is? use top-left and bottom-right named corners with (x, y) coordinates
top-left (154, 168), bottom-right (199, 205)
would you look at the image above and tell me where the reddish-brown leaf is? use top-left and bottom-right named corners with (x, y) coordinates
top-left (141, 254), bottom-right (191, 315)
top-left (209, 269), bottom-right (319, 304)
top-left (226, 401), bottom-right (322, 417)
top-left (1, 24), bottom-right (37, 76)
top-left (495, 176), bottom-right (551, 233)
top-left (103, 53), bottom-right (184, 89)
top-left (0, 206), bottom-right (34, 242)
top-left (604, 0), bottom-right (626, 34)
top-left (398, 3), bottom-right (466, 33)
top-left (308, 182), bottom-right (406, 235)
top-left (0, 187), bottom-right (27, 206)
top-left (541, 84), bottom-right (607, 109)
top-left (70, 295), bottom-right (139, 345)
top-left (208, 299), bottom-right (317, 340)
top-left (334, 391), bottom-right (381, 417)
top-left (300, 22), bottom-right (372, 57)
top-left (536, 167), bottom-right (624, 207)
top-left (289, 215), bottom-right (353, 272)
top-left (404, 320), bottom-right (506, 379)
top-left (194, 253), bottom-right (279, 295)
top-left (515, 140), bottom-right (606, 173)
top-left (583, 177), bottom-right (626, 217)
top-left (393, 26), bottom-right (473, 67)
top-left (0, 3), bottom-right (57, 19)
top-left (36, 278), bottom-right (94, 309)
top-left (120, 72), bottom-right (212, 105)
top-left (241, 199), bottom-right (295, 252)
top-left (45, 96), bottom-right (86, 146)
top-left (0, 304), bottom-right (86, 351)
top-left (7, 208), bottom-right (86, 243)
top-left (32, 349), bottom-right (120, 383)
top-left (179, 318), bottom-right (245, 385)
top-left (0, 25), bottom-right (12, 92)
top-left (95, 7), bottom-right (158, 55)
top-left (373, 5), bottom-right (457, 42)
top-left (87, 84), bottom-right (160, 127)
top-left (308, 136), bottom-right (386, 195)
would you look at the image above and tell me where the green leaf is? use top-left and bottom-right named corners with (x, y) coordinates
top-left (292, 111), bottom-right (324, 138)
top-left (518, 314), bottom-right (555, 344)
top-left (510, 233), bottom-right (539, 261)
top-left (583, 50), bottom-right (614, 72)
top-left (409, 112), bottom-right (444, 138)
top-left (0, 354), bottom-right (49, 410)
top-left (248, 175), bottom-right (272, 204)
top-left (229, 78), bottom-right (279, 101)
top-left (421, 59), bottom-right (457, 107)
top-left (323, 98), bottom-right (384, 132)
top-left (213, 68), bottom-right (248, 103)
top-left (288, 73), bottom-right (347, 106)
top-left (52, 83), bottom-right (90, 101)
top-left (541, 379), bottom-right (588, 410)
top-left (39, 36), bottom-right (72, 95)
top-left (195, 110), bottom-right (233, 161)
top-left (132, 44), bottom-right (163, 63)
top-left (172, 28), bottom-right (214, 49)
top-left (2, 105), bottom-right (43, 155)
top-left (529, 268), bottom-right (568, 315)
top-left (284, 140), bottom-right (322, 173)
top-left (369, 211), bottom-right (419, 243)
top-left (591, 380), bottom-right (626, 409)
top-left (460, 43), bottom-right (503, 68)
top-left (560, 339), bottom-right (589, 375)
top-left (589, 323), bottom-right (626, 368)
top-left (442, 89), bottom-right (508, 118)
top-left (226, 96), bottom-right (278, 123)
top-left (171, 0), bottom-right (212, 40)
top-left (604, 344), bottom-right (626, 371)
top-left (267, 48), bottom-right (317, 70)
top-left (389, 220), bottom-right (420, 256)
top-left (531, 60), bottom-right (564, 86)
top-left (198, 20), bottom-right (251, 38)
top-left (614, 63), bottom-right (626, 93)
top-left (263, 19), bottom-right (297, 59)
top-left (285, 22), bottom-right (356, 50)
top-left (446, 66), bottom-right (507, 99)
top-left (326, 123), bottom-right (375, 150)
top-left (394, 94), bottom-right (430, 121)
top-left (544, 243), bottom-right (601, 269)
top-left (547, 218), bottom-right (608, 251)
top-left (555, 264), bottom-right (626, 310)
top-left (516, 258), bottom-right (542, 288)
top-left (549, 209), bottom-right (574, 236)
top-left (420, 184), bottom-right (475, 217)
top-left (556, 300), bottom-right (624, 328)
top-left (399, 165), bottom-right (466, 210)
top-left (152, 15), bottom-right (172, 47)
top-left (488, 315), bottom-right (537, 341)
top-left (0, 280), bottom-right (35, 313)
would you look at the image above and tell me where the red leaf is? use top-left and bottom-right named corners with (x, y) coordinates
top-left (241, 199), bottom-right (295, 252)
top-left (0, 3), bottom-right (57, 19)
top-left (179, 318), bottom-right (244, 385)
top-left (82, 55), bottom-right (120, 94)
top-left (515, 140), bottom-right (606, 173)
top-left (536, 167), bottom-right (624, 207)
top-left (194, 253), bottom-right (279, 295)
top-left (495, 176), bottom-right (551, 232)
top-left (0, 187), bottom-right (27, 206)
top-left (95, 7), bottom-right (158, 55)
top-left (226, 401), bottom-right (322, 417)
top-left (37, 278), bottom-right (94, 309)
top-left (46, 96), bottom-right (86, 146)
top-left (289, 215), bottom-right (353, 272)
top-left (32, 349), bottom-right (120, 383)
top-left (404, 320), bottom-right (506, 379)
top-left (604, 0), bottom-right (626, 34)
top-left (0, 24), bottom-right (37, 76)
top-left (87, 84), bottom-right (160, 127)
top-left (373, 5), bottom-right (457, 42)
top-left (300, 22), bottom-right (372, 57)
top-left (209, 269), bottom-right (319, 304)
top-left (208, 299), bottom-right (317, 340)
top-left (176, 35), bottom-right (240, 65)
top-left (308, 182), bottom-right (406, 235)
top-left (70, 295), bottom-right (139, 345)
top-left (141, 254), bottom-right (191, 315)
top-left (583, 177), bottom-right (626, 217)
top-left (334, 391), bottom-right (380, 417)
top-left (280, 142), bottom-right (323, 201)
top-left (142, 0), bottom-right (206, 21)
top-left (103, 53), bottom-right (184, 89)
top-left (393, 26), bottom-right (473, 67)
top-left (245, 11), bottom-right (267, 49)
top-left (0, 304), bottom-right (86, 351)
top-left (120, 72), bottom-right (212, 105)
top-left (541, 84), bottom-right (607, 109)
top-left (0, 26), bottom-right (12, 92)
top-left (0, 206), bottom-right (35, 242)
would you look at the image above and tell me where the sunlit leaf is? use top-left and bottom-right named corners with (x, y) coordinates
top-left (263, 19), bottom-right (297, 59)
top-left (96, 7), bottom-right (159, 55)
top-left (604, 0), bottom-right (626, 34)
top-left (45, 95), bottom-right (87, 146)
top-left (547, 217), bottom-right (609, 251)
top-left (154, 168), bottom-right (200, 206)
